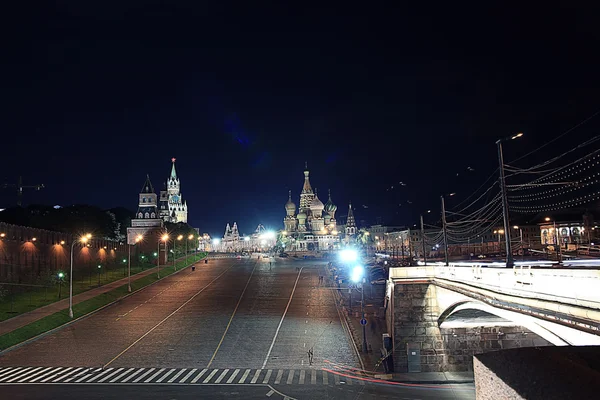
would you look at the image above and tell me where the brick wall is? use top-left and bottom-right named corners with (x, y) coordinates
top-left (0, 221), bottom-right (128, 284)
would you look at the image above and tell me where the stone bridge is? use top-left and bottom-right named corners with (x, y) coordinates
top-left (385, 264), bottom-right (600, 372)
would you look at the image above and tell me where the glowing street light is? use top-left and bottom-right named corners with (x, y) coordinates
top-left (339, 248), bottom-right (358, 263)
top-left (69, 234), bottom-right (91, 318)
top-left (350, 264), bottom-right (368, 352)
top-left (158, 234), bottom-right (169, 278)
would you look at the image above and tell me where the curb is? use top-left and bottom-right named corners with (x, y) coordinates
top-left (0, 256), bottom-right (206, 355)
top-left (390, 379), bottom-right (474, 384)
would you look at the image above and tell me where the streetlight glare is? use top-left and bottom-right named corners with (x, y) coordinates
top-left (162, 234), bottom-right (169, 241)
top-left (545, 217), bottom-right (551, 221)
top-left (58, 272), bottom-right (64, 278)
top-left (212, 238), bottom-right (221, 245)
top-left (188, 234), bottom-right (194, 240)
top-left (511, 132), bottom-right (524, 140)
top-left (86, 233), bottom-right (92, 239)
top-left (351, 265), bottom-right (364, 283)
top-left (177, 234), bottom-right (184, 240)
top-left (339, 249), bottom-right (358, 263)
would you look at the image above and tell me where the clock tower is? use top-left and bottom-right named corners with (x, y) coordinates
top-left (158, 158), bottom-right (188, 223)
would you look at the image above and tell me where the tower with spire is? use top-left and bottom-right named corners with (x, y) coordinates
top-left (159, 158), bottom-right (188, 223)
top-left (127, 174), bottom-right (164, 248)
top-left (345, 202), bottom-right (357, 236)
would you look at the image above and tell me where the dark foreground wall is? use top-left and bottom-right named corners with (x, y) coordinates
top-left (474, 346), bottom-right (600, 399)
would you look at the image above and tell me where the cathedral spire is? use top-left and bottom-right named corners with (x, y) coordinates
top-left (347, 202), bottom-right (356, 227)
top-left (140, 174), bottom-right (154, 193)
top-left (170, 158), bottom-right (177, 179)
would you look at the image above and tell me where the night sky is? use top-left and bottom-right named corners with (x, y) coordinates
top-left (2, 2), bottom-right (600, 237)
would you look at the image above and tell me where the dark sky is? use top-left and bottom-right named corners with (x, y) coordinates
top-left (2, 2), bottom-right (600, 237)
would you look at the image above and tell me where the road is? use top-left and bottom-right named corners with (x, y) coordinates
top-left (0, 257), bottom-right (474, 399)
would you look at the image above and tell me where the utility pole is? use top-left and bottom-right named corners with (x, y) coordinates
top-left (441, 196), bottom-right (449, 266)
top-left (420, 214), bottom-right (427, 265)
top-left (1, 176), bottom-right (44, 206)
top-left (496, 140), bottom-right (514, 267)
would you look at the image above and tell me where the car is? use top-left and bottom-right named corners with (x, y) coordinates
top-left (279, 253), bottom-right (289, 258)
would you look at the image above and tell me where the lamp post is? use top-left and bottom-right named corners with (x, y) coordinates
top-left (496, 132), bottom-right (523, 267)
top-left (128, 234), bottom-right (143, 292)
top-left (351, 265), bottom-right (368, 353)
top-left (158, 233), bottom-right (169, 278)
top-left (188, 234), bottom-right (194, 264)
top-left (69, 233), bottom-right (91, 318)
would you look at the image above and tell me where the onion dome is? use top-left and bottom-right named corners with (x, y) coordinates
top-left (310, 189), bottom-right (325, 212)
top-left (297, 211), bottom-right (307, 221)
top-left (324, 189), bottom-right (337, 214)
top-left (285, 190), bottom-right (296, 215)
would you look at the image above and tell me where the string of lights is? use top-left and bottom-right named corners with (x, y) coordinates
top-left (510, 189), bottom-right (600, 213)
top-left (508, 175), bottom-right (599, 202)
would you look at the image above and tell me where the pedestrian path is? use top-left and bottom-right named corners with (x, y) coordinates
top-left (0, 366), bottom-right (366, 386)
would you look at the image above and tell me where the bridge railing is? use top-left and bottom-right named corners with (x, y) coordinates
top-left (389, 265), bottom-right (600, 310)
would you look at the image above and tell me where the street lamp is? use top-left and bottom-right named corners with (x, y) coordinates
top-left (57, 272), bottom-right (65, 299)
top-left (496, 132), bottom-right (523, 267)
top-left (545, 217), bottom-right (562, 263)
top-left (351, 265), bottom-right (368, 353)
top-left (158, 234), bottom-right (169, 278)
top-left (187, 234), bottom-right (194, 265)
top-left (128, 234), bottom-right (143, 292)
top-left (68, 234), bottom-right (92, 318)
top-left (176, 235), bottom-right (184, 270)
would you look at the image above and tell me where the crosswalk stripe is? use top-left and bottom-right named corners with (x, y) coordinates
top-left (0, 367), bottom-right (370, 386)
top-left (274, 369), bottom-right (283, 384)
top-left (110, 368), bottom-right (134, 383)
top-left (262, 369), bottom-right (272, 384)
top-left (41, 367), bottom-right (73, 382)
top-left (52, 367), bottom-right (82, 382)
top-left (86, 368), bottom-right (114, 383)
top-left (250, 369), bottom-right (261, 384)
top-left (203, 369), bottom-right (219, 384)
top-left (66, 368), bottom-right (94, 383)
top-left (3, 367), bottom-right (41, 382)
top-left (0, 367), bottom-right (32, 381)
top-left (98, 368), bottom-right (124, 383)
top-left (0, 367), bottom-right (22, 380)
top-left (226, 369), bottom-right (240, 384)
top-left (168, 368), bottom-right (186, 383)
top-left (133, 368), bottom-right (154, 383)
top-left (179, 368), bottom-right (196, 383)
top-left (238, 369), bottom-right (251, 384)
top-left (214, 369), bottom-right (229, 384)
top-left (29, 367), bottom-right (64, 383)
top-left (145, 368), bottom-right (165, 383)
top-left (10, 367), bottom-right (50, 383)
top-left (156, 368), bottom-right (176, 383)
top-left (190, 368), bottom-right (207, 384)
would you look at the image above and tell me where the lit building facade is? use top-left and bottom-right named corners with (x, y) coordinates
top-left (159, 158), bottom-right (188, 223)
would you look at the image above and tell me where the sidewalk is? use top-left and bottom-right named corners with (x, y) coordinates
top-left (0, 256), bottom-right (200, 336)
top-left (390, 371), bottom-right (474, 384)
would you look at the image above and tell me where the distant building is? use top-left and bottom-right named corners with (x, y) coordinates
top-left (159, 158), bottom-right (188, 224)
top-left (214, 223), bottom-right (276, 252)
top-left (282, 165), bottom-right (342, 251)
top-left (127, 175), bottom-right (166, 260)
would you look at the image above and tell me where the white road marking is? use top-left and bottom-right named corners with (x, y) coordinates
top-left (261, 267), bottom-right (303, 369)
top-left (179, 368), bottom-right (196, 383)
top-left (286, 369), bottom-right (294, 384)
top-left (64, 368), bottom-right (91, 382)
top-left (238, 369), bottom-right (251, 383)
top-left (2, 367), bottom-right (40, 382)
top-left (156, 368), bottom-right (176, 383)
top-left (124, 368), bottom-right (147, 383)
top-left (190, 368), bottom-right (207, 383)
top-left (214, 369), bottom-right (229, 384)
top-left (104, 266), bottom-right (233, 368)
top-left (323, 371), bottom-right (328, 384)
top-left (98, 368), bottom-right (124, 383)
top-left (144, 368), bottom-right (165, 383)
top-left (48, 367), bottom-right (79, 382)
top-left (334, 373), bottom-right (340, 385)
top-left (266, 389), bottom-right (274, 397)
top-left (29, 367), bottom-right (64, 383)
top-left (110, 368), bottom-right (134, 383)
top-left (203, 369), bottom-right (219, 384)
top-left (250, 369), bottom-right (261, 384)
top-left (168, 368), bottom-right (186, 383)
top-left (262, 369), bottom-right (272, 384)
top-left (0, 367), bottom-right (31, 381)
top-left (9, 367), bottom-right (48, 382)
top-left (86, 368), bottom-right (114, 383)
top-left (274, 369), bottom-right (283, 384)
top-left (311, 369), bottom-right (316, 384)
top-left (299, 370), bottom-right (305, 384)
top-left (226, 369), bottom-right (240, 384)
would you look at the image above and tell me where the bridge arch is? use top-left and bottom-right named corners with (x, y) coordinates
top-left (438, 300), bottom-right (570, 346)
